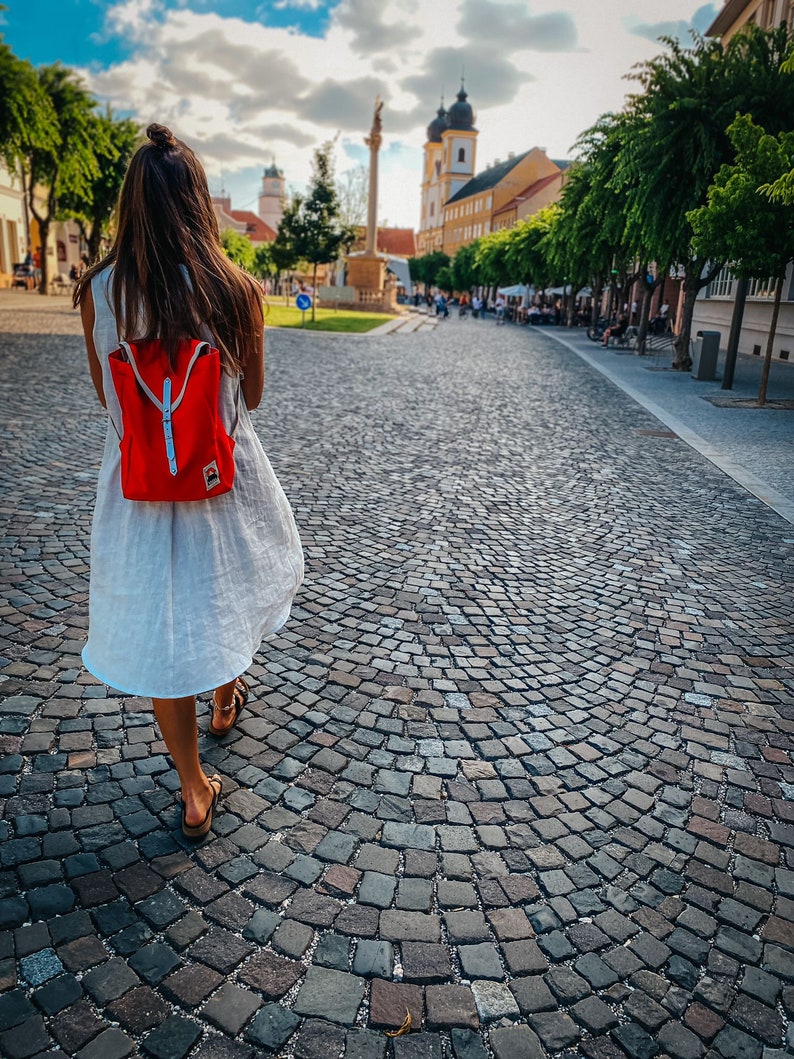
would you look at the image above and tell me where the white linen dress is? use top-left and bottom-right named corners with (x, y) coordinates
top-left (82, 269), bottom-right (304, 698)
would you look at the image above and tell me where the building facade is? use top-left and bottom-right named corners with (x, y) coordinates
top-left (692, 0), bottom-right (794, 361)
top-left (417, 87), bottom-right (569, 260)
top-left (0, 164), bottom-right (27, 286)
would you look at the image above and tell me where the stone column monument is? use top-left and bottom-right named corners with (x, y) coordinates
top-left (346, 96), bottom-right (393, 310)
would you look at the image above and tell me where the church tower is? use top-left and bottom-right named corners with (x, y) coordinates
top-left (439, 83), bottom-right (477, 206)
top-left (417, 84), bottom-right (477, 256)
top-left (258, 160), bottom-right (285, 233)
top-left (418, 100), bottom-right (448, 255)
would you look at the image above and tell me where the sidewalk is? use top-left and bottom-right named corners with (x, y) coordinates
top-left (537, 324), bottom-right (794, 525)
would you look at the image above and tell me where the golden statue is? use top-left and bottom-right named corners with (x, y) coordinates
top-left (365, 96), bottom-right (383, 153)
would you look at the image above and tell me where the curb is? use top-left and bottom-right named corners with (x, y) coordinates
top-left (543, 329), bottom-right (794, 527)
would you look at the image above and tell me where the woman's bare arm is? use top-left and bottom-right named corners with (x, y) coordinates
top-left (241, 312), bottom-right (265, 410)
top-left (80, 285), bottom-right (107, 409)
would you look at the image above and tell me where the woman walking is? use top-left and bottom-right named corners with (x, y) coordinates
top-left (74, 124), bottom-right (303, 839)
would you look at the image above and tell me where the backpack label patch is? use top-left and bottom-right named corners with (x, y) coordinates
top-left (203, 461), bottom-right (221, 491)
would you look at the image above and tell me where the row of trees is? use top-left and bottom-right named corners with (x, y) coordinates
top-left (1, 30), bottom-right (140, 293)
top-left (410, 26), bottom-right (794, 381)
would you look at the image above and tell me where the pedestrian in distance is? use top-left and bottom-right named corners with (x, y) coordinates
top-left (73, 123), bottom-right (304, 841)
top-left (495, 295), bottom-right (506, 325)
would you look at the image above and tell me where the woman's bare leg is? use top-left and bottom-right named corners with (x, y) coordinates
top-left (209, 676), bottom-right (240, 737)
top-left (152, 695), bottom-right (215, 828)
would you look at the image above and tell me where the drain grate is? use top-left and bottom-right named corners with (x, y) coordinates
top-left (637, 429), bottom-right (678, 438)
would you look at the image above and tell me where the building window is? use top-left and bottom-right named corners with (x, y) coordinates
top-left (430, 202), bottom-right (434, 217)
top-left (748, 275), bottom-right (777, 298)
top-left (708, 267), bottom-right (735, 298)
top-left (458, 148), bottom-right (465, 163)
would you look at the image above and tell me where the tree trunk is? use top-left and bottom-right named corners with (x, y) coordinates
top-left (723, 277), bottom-right (748, 391)
top-left (590, 273), bottom-right (602, 328)
top-left (311, 262), bottom-right (317, 322)
top-left (673, 262), bottom-right (724, 371)
top-left (88, 220), bottom-right (103, 264)
top-left (758, 274), bottom-right (784, 408)
top-left (36, 218), bottom-right (50, 295)
top-left (672, 282), bottom-right (698, 370)
top-left (634, 271), bottom-right (663, 357)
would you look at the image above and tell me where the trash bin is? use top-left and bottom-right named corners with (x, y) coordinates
top-left (693, 330), bottom-right (720, 381)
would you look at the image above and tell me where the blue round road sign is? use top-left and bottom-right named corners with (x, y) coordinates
top-left (296, 293), bottom-right (312, 311)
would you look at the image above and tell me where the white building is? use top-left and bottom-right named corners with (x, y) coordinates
top-left (693, 0), bottom-right (794, 363)
top-left (0, 164), bottom-right (28, 285)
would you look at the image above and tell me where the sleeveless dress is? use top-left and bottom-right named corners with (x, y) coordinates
top-left (82, 268), bottom-right (304, 698)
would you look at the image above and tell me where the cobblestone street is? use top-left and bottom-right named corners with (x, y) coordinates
top-left (1, 296), bottom-right (793, 1059)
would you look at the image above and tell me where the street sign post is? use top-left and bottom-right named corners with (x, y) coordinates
top-left (296, 292), bottom-right (312, 327)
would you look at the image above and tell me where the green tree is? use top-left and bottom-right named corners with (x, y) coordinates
top-left (24, 63), bottom-right (105, 294)
top-left (760, 45), bottom-right (794, 204)
top-left (450, 242), bottom-right (480, 292)
top-left (504, 206), bottom-right (560, 290)
top-left (473, 227), bottom-right (514, 289)
top-left (408, 250), bottom-right (450, 290)
top-left (274, 143), bottom-right (354, 320)
top-left (0, 31), bottom-right (58, 171)
top-left (271, 193), bottom-right (302, 279)
top-left (251, 242), bottom-right (275, 281)
top-left (220, 227), bottom-right (255, 271)
top-left (435, 264), bottom-right (454, 293)
top-left (689, 114), bottom-right (794, 406)
top-left (617, 25), bottom-right (794, 368)
top-left (60, 109), bottom-right (140, 262)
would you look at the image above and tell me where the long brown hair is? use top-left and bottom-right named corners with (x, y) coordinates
top-left (75, 123), bottom-right (262, 374)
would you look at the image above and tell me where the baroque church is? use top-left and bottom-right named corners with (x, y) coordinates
top-left (417, 84), bottom-right (570, 259)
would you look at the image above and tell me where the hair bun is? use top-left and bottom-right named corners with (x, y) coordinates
top-left (146, 123), bottom-right (176, 149)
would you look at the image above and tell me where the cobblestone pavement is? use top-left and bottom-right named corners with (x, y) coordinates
top-left (1, 295), bottom-right (793, 1059)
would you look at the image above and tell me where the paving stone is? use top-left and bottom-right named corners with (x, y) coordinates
top-left (0, 1012), bottom-right (50, 1058)
top-left (489, 1024), bottom-right (545, 1059)
top-left (425, 984), bottom-right (479, 1029)
top-left (245, 1002), bottom-right (300, 1052)
top-left (391, 1034), bottom-right (443, 1059)
top-left (471, 980), bottom-right (520, 1021)
top-left (352, 939), bottom-right (392, 978)
top-left (203, 982), bottom-right (262, 1035)
top-left (128, 943), bottom-right (180, 985)
top-left (291, 966), bottom-right (365, 1025)
top-left (458, 943), bottom-right (504, 980)
top-left (529, 1010), bottom-right (580, 1050)
top-left (238, 950), bottom-right (303, 999)
top-left (32, 974), bottom-right (82, 1015)
top-left (75, 1027), bottom-right (135, 1059)
top-left (369, 979), bottom-right (424, 1030)
top-left (451, 1028), bottom-right (489, 1059)
top-left (105, 985), bottom-right (170, 1034)
top-left (401, 941), bottom-right (452, 982)
top-left (82, 957), bottom-right (139, 1003)
top-left (142, 1014), bottom-right (202, 1059)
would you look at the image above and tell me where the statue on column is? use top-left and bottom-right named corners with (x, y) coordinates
top-left (365, 97), bottom-right (383, 153)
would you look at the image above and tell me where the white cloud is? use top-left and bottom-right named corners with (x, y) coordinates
top-left (79, 0), bottom-right (716, 230)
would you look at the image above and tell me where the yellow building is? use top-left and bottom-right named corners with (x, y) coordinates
top-left (707, 0), bottom-right (794, 39)
top-left (445, 149), bottom-right (567, 255)
top-left (418, 86), bottom-right (478, 256)
top-left (417, 86), bottom-right (569, 259)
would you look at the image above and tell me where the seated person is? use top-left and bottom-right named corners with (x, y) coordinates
top-left (602, 314), bottom-right (628, 347)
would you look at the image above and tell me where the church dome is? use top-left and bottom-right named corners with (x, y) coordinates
top-left (426, 104), bottom-right (447, 144)
top-left (447, 85), bottom-right (475, 130)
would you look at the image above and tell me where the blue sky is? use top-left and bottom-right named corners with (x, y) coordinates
top-left (3, 1), bottom-right (718, 228)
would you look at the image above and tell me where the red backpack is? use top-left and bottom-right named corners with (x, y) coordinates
top-left (108, 338), bottom-right (236, 502)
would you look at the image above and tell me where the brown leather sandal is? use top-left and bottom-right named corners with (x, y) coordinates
top-left (208, 676), bottom-right (249, 738)
top-left (181, 775), bottom-right (222, 840)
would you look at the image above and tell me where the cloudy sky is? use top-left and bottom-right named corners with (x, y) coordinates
top-left (4, 0), bottom-right (718, 229)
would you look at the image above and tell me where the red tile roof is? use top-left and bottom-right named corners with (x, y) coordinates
top-left (230, 210), bottom-right (277, 244)
top-left (377, 228), bottom-right (416, 257)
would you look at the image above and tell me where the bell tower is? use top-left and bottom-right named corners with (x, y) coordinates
top-left (258, 159), bottom-right (285, 232)
top-left (418, 99), bottom-right (448, 255)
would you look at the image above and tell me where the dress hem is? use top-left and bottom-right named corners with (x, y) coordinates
top-left (81, 607), bottom-right (291, 698)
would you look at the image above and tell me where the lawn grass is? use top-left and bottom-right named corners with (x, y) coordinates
top-left (264, 301), bottom-right (396, 333)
